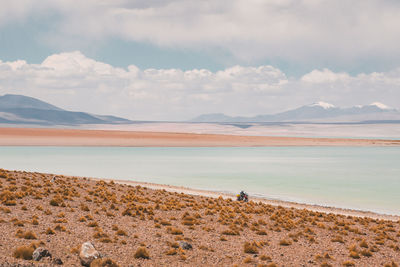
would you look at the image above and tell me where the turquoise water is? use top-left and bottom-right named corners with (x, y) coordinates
top-left (0, 146), bottom-right (399, 215)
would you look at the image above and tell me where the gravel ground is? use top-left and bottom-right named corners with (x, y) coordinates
top-left (0, 169), bottom-right (399, 266)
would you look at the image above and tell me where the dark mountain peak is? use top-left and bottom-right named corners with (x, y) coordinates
top-left (0, 94), bottom-right (63, 111)
top-left (0, 94), bottom-right (132, 125)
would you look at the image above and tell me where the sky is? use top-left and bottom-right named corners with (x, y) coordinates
top-left (0, 0), bottom-right (400, 120)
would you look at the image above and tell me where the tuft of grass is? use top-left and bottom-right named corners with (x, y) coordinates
top-left (221, 229), bottom-right (239, 236)
top-left (243, 242), bottom-right (258, 254)
top-left (90, 258), bottom-right (120, 267)
top-left (360, 249), bottom-right (372, 257)
top-left (23, 231), bottom-right (37, 240)
top-left (331, 236), bottom-right (344, 243)
top-left (165, 248), bottom-right (177, 255)
top-left (88, 221), bottom-right (99, 227)
top-left (279, 239), bottom-right (292, 246)
top-left (260, 255), bottom-right (272, 261)
top-left (50, 197), bottom-right (62, 206)
top-left (100, 237), bottom-right (112, 243)
top-left (13, 245), bottom-right (34, 260)
top-left (383, 262), bottom-right (398, 267)
top-left (349, 251), bottom-right (360, 259)
top-left (134, 247), bottom-right (150, 259)
top-left (342, 261), bottom-right (355, 266)
top-left (167, 227), bottom-right (183, 235)
top-left (243, 256), bottom-right (253, 263)
top-left (359, 239), bottom-right (368, 248)
top-left (46, 228), bottom-right (55, 235)
top-left (54, 224), bottom-right (66, 232)
top-left (116, 229), bottom-right (127, 236)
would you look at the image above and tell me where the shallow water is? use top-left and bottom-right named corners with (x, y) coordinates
top-left (0, 146), bottom-right (399, 215)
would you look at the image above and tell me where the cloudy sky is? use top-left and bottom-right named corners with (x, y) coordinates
top-left (1, 0), bottom-right (400, 120)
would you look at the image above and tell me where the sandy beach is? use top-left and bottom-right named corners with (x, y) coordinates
top-left (0, 127), bottom-right (399, 147)
top-left (0, 169), bottom-right (399, 266)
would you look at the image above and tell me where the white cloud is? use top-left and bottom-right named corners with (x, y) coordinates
top-left (301, 69), bottom-right (350, 83)
top-left (0, 52), bottom-right (399, 120)
top-left (1, 0), bottom-right (400, 65)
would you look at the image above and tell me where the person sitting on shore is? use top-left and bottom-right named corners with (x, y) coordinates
top-left (237, 191), bottom-right (249, 202)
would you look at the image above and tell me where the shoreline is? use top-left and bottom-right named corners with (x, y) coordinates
top-left (88, 176), bottom-right (400, 222)
top-left (1, 127), bottom-right (400, 147)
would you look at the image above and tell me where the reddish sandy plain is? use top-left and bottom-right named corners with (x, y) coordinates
top-left (0, 127), bottom-right (400, 147)
top-left (0, 169), bottom-right (399, 267)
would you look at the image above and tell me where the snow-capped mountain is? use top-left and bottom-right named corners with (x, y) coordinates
top-left (308, 101), bottom-right (336, 109)
top-left (190, 102), bottom-right (400, 123)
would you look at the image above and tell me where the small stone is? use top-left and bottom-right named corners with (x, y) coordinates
top-left (53, 258), bottom-right (63, 265)
top-left (79, 242), bottom-right (101, 266)
top-left (32, 247), bottom-right (52, 261)
top-left (179, 241), bottom-right (192, 250)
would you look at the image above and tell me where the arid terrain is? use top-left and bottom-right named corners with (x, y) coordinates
top-left (0, 127), bottom-right (400, 147)
top-left (0, 169), bottom-right (399, 266)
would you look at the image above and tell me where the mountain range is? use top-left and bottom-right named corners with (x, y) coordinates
top-left (0, 94), bottom-right (132, 125)
top-left (1, 94), bottom-right (399, 125)
top-left (191, 101), bottom-right (400, 123)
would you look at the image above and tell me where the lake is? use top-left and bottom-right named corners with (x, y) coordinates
top-left (0, 146), bottom-right (399, 215)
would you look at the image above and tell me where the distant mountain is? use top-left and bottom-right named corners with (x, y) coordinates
top-left (0, 94), bottom-right (132, 125)
top-left (190, 101), bottom-right (400, 123)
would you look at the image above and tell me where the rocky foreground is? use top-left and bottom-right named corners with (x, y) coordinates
top-left (0, 169), bottom-right (399, 266)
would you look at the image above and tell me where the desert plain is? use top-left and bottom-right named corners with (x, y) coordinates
top-left (0, 169), bottom-right (399, 266)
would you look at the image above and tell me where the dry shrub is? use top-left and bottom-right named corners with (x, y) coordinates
top-left (134, 247), bottom-right (150, 259)
top-left (260, 255), bottom-right (272, 261)
top-left (81, 204), bottom-right (90, 212)
top-left (160, 220), bottom-right (171, 226)
top-left (383, 262), bottom-right (398, 267)
top-left (116, 229), bottom-right (127, 236)
top-left (55, 224), bottom-right (66, 231)
top-left (170, 242), bottom-right (179, 248)
top-left (243, 256), bottom-right (253, 263)
top-left (342, 261), bottom-right (355, 266)
top-left (349, 251), bottom-right (360, 259)
top-left (221, 229), bottom-right (239, 236)
top-left (279, 239), bottom-right (291, 246)
top-left (167, 227), bottom-right (183, 235)
top-left (88, 221), bottom-right (99, 227)
top-left (50, 197), bottom-right (62, 206)
top-left (13, 245), bottom-right (34, 260)
top-left (70, 245), bottom-right (80, 254)
top-left (256, 230), bottom-right (267, 235)
top-left (46, 228), bottom-right (55, 235)
top-left (165, 248), bottom-right (177, 255)
top-left (90, 258), bottom-right (120, 267)
top-left (23, 231), bottom-right (37, 240)
top-left (0, 190), bottom-right (16, 206)
top-left (360, 250), bottom-right (372, 257)
top-left (331, 236), bottom-right (344, 243)
top-left (243, 242), bottom-right (258, 254)
top-left (360, 239), bottom-right (368, 248)
top-left (13, 220), bottom-right (24, 226)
